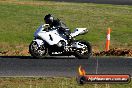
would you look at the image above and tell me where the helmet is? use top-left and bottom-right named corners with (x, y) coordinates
top-left (44, 14), bottom-right (54, 24)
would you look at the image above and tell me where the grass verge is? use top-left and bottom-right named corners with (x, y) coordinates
top-left (0, 77), bottom-right (132, 88)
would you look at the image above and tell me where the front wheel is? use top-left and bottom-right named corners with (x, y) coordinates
top-left (74, 41), bottom-right (92, 59)
top-left (29, 41), bottom-right (48, 59)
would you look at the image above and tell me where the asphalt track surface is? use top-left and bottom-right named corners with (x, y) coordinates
top-left (0, 56), bottom-right (132, 77)
top-left (55, 0), bottom-right (132, 5)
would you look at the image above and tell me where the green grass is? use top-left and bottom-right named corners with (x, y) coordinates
top-left (0, 1), bottom-right (132, 51)
top-left (0, 77), bottom-right (132, 88)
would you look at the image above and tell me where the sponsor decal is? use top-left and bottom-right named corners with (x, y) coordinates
top-left (77, 66), bottom-right (131, 84)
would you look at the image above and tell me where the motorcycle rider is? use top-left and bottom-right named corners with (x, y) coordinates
top-left (44, 14), bottom-right (71, 40)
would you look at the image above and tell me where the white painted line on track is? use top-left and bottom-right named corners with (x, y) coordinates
top-left (94, 58), bottom-right (99, 88)
top-left (96, 58), bottom-right (99, 74)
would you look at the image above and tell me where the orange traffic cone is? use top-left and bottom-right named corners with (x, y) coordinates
top-left (105, 28), bottom-right (111, 51)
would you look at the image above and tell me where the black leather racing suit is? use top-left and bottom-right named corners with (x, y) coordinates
top-left (48, 19), bottom-right (70, 39)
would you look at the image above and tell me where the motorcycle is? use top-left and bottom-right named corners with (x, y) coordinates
top-left (29, 24), bottom-right (92, 59)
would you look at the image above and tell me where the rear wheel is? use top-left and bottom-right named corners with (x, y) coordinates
top-left (29, 41), bottom-right (48, 59)
top-left (74, 41), bottom-right (92, 59)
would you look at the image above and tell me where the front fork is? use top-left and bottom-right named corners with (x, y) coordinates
top-left (33, 39), bottom-right (44, 47)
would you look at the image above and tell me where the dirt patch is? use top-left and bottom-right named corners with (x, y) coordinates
top-left (0, 0), bottom-right (60, 6)
top-left (0, 48), bottom-right (29, 56)
top-left (93, 48), bottom-right (132, 57)
top-left (0, 44), bottom-right (29, 56)
top-left (0, 47), bottom-right (132, 57)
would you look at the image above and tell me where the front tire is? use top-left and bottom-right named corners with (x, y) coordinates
top-left (74, 41), bottom-right (92, 59)
top-left (29, 41), bottom-right (48, 59)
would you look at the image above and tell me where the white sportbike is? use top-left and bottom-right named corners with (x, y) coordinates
top-left (29, 24), bottom-right (92, 59)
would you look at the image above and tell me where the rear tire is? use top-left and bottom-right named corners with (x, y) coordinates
top-left (29, 41), bottom-right (48, 59)
top-left (74, 41), bottom-right (92, 59)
